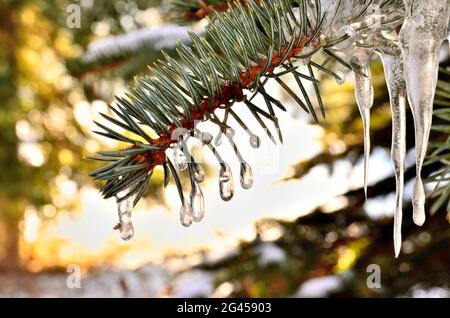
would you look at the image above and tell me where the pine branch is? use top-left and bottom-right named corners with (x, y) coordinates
top-left (425, 65), bottom-right (450, 214)
top-left (164, 0), bottom-right (258, 23)
top-left (66, 25), bottom-right (195, 77)
top-left (90, 0), bottom-right (405, 214)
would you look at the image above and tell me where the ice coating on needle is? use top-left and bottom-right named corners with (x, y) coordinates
top-left (115, 189), bottom-right (135, 241)
top-left (180, 198), bottom-right (194, 227)
top-left (173, 143), bottom-right (188, 171)
top-left (190, 181), bottom-right (205, 222)
top-left (219, 163), bottom-right (234, 201)
top-left (399, 0), bottom-right (450, 226)
top-left (349, 46), bottom-right (375, 199)
top-left (380, 52), bottom-right (407, 258)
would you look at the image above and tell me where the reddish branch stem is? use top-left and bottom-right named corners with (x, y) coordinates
top-left (182, 0), bottom-right (260, 21)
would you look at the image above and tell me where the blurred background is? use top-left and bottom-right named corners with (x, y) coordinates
top-left (0, 0), bottom-right (449, 297)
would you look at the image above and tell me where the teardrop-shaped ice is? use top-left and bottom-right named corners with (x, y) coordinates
top-left (350, 46), bottom-right (374, 200)
top-left (399, 0), bottom-right (450, 226)
top-left (380, 52), bottom-right (407, 258)
top-left (219, 164), bottom-right (234, 201)
top-left (193, 163), bottom-right (205, 183)
top-left (190, 182), bottom-right (205, 222)
top-left (240, 162), bottom-right (254, 189)
top-left (214, 133), bottom-right (223, 146)
top-left (173, 144), bottom-right (188, 171)
top-left (249, 134), bottom-right (261, 149)
top-left (180, 198), bottom-right (194, 227)
top-left (115, 190), bottom-right (134, 241)
top-left (200, 132), bottom-right (213, 145)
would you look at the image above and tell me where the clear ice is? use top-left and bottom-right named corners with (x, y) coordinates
top-left (380, 52), bottom-right (407, 257)
top-left (349, 46), bottom-right (375, 199)
top-left (219, 164), bottom-right (234, 201)
top-left (399, 0), bottom-right (450, 226)
top-left (180, 198), bottom-right (194, 227)
top-left (326, 0), bottom-right (450, 255)
top-left (115, 189), bottom-right (135, 241)
top-left (240, 162), bottom-right (254, 189)
top-left (173, 143), bottom-right (188, 171)
top-left (191, 182), bottom-right (205, 222)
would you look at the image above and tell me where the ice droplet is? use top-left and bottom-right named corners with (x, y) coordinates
top-left (350, 46), bottom-right (374, 199)
top-left (214, 133), bottom-right (223, 146)
top-left (190, 182), bottom-right (205, 222)
top-left (399, 0), bottom-right (450, 226)
top-left (219, 164), bottom-right (234, 201)
top-left (240, 162), bottom-right (254, 189)
top-left (193, 163), bottom-right (205, 183)
top-left (115, 190), bottom-right (134, 241)
top-left (173, 144), bottom-right (188, 171)
top-left (249, 134), bottom-right (261, 149)
top-left (180, 198), bottom-right (194, 227)
top-left (380, 52), bottom-right (407, 258)
top-left (200, 132), bottom-right (213, 145)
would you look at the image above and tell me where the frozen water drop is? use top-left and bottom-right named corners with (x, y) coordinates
top-left (173, 144), bottom-right (188, 171)
top-left (249, 134), bottom-right (261, 149)
top-left (193, 163), bottom-right (205, 183)
top-left (219, 164), bottom-right (234, 201)
top-left (225, 127), bottom-right (235, 138)
top-left (180, 199), bottom-right (194, 227)
top-left (190, 182), bottom-right (205, 222)
top-left (240, 162), bottom-right (253, 189)
top-left (214, 134), bottom-right (223, 146)
top-left (200, 132), bottom-right (213, 145)
top-left (412, 178), bottom-right (426, 226)
top-left (115, 190), bottom-right (134, 241)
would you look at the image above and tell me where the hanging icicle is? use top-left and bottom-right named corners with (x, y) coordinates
top-left (349, 46), bottom-right (375, 199)
top-left (379, 51), bottom-right (407, 258)
top-left (399, 0), bottom-right (450, 226)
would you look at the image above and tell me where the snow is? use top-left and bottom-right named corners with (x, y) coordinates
top-left (294, 274), bottom-right (346, 298)
top-left (253, 242), bottom-right (287, 266)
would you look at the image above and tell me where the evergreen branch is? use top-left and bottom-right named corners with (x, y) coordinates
top-left (91, 0), bottom-right (407, 212)
top-left (425, 68), bottom-right (450, 214)
top-left (165, 0), bottom-right (259, 23)
top-left (66, 25), bottom-right (195, 78)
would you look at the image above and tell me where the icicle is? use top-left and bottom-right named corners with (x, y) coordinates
top-left (380, 52), bottom-right (407, 257)
top-left (240, 162), bottom-right (254, 189)
top-left (399, 0), bottom-right (450, 226)
top-left (193, 163), bottom-right (205, 183)
top-left (219, 164), bottom-right (234, 201)
top-left (349, 46), bottom-right (375, 200)
top-left (180, 198), bottom-right (194, 227)
top-left (190, 182), bottom-right (205, 222)
top-left (114, 189), bottom-right (135, 241)
top-left (249, 134), bottom-right (261, 149)
top-left (173, 143), bottom-right (188, 171)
